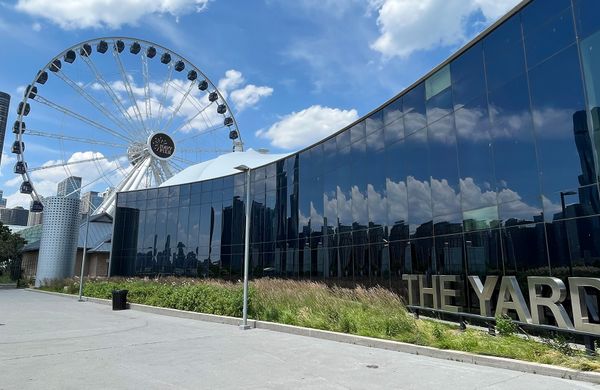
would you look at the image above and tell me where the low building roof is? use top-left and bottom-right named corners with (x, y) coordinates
top-left (159, 149), bottom-right (291, 187)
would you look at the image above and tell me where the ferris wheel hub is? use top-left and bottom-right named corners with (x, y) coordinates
top-left (147, 132), bottom-right (175, 161)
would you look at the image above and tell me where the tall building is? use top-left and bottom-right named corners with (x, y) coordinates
top-left (0, 206), bottom-right (29, 226)
top-left (0, 92), bottom-right (9, 167)
top-left (0, 190), bottom-right (7, 208)
top-left (57, 176), bottom-right (82, 199)
top-left (80, 190), bottom-right (103, 215)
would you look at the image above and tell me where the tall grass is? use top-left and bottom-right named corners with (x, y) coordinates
top-left (40, 277), bottom-right (600, 371)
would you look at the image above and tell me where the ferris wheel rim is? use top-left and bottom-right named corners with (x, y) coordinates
top-left (13, 36), bottom-right (242, 211)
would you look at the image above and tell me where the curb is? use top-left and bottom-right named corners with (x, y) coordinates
top-left (26, 288), bottom-right (600, 384)
top-left (0, 283), bottom-right (17, 290)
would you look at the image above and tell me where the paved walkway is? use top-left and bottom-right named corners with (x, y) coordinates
top-left (0, 289), bottom-right (599, 390)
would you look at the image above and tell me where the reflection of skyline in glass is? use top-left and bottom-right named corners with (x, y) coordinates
top-left (111, 1), bottom-right (600, 300)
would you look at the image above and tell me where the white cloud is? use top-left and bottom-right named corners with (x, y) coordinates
top-left (256, 105), bottom-right (359, 149)
top-left (15, 0), bottom-right (210, 29)
top-left (370, 0), bottom-right (519, 59)
top-left (217, 70), bottom-right (273, 112)
top-left (230, 85), bottom-right (273, 112)
top-left (218, 70), bottom-right (245, 97)
top-left (31, 22), bottom-right (41, 31)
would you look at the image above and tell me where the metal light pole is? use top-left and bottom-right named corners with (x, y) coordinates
top-left (560, 191), bottom-right (577, 276)
top-left (235, 164), bottom-right (252, 330)
top-left (78, 210), bottom-right (91, 301)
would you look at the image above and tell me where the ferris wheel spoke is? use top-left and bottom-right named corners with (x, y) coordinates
top-left (168, 160), bottom-right (184, 173)
top-left (28, 153), bottom-right (127, 172)
top-left (170, 155), bottom-right (196, 165)
top-left (112, 41), bottom-right (149, 135)
top-left (159, 160), bottom-right (175, 179)
top-left (141, 53), bottom-right (153, 124)
top-left (80, 55), bottom-right (142, 139)
top-left (33, 95), bottom-right (133, 144)
top-left (52, 69), bottom-right (140, 140)
top-left (154, 65), bottom-right (175, 131)
top-left (170, 99), bottom-right (215, 136)
top-left (178, 147), bottom-right (229, 154)
top-left (175, 123), bottom-right (227, 144)
top-left (27, 129), bottom-right (128, 149)
top-left (162, 80), bottom-right (196, 134)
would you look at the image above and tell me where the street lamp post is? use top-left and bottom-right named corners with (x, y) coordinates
top-left (78, 210), bottom-right (91, 302)
top-left (235, 164), bottom-right (252, 330)
top-left (560, 191), bottom-right (577, 276)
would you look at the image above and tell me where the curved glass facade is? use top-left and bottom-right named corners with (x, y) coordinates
top-left (112, 0), bottom-right (600, 312)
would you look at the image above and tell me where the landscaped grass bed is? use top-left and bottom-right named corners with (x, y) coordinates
top-left (41, 277), bottom-right (600, 372)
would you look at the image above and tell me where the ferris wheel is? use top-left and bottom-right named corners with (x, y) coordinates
top-left (12, 37), bottom-right (242, 216)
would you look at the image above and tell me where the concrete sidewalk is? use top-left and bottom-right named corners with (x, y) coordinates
top-left (0, 289), bottom-right (598, 390)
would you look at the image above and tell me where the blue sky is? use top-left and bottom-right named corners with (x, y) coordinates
top-left (0, 0), bottom-right (519, 207)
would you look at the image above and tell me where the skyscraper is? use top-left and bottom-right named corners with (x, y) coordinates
top-left (0, 206), bottom-right (29, 226)
top-left (80, 190), bottom-right (103, 215)
top-left (0, 190), bottom-right (7, 208)
top-left (57, 176), bottom-right (82, 199)
top-left (0, 92), bottom-right (9, 167)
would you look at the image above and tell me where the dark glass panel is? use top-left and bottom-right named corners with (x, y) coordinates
top-left (385, 140), bottom-right (408, 239)
top-left (574, 0), bottom-right (600, 39)
top-left (179, 182), bottom-right (190, 200)
top-left (483, 15), bottom-right (526, 91)
top-left (410, 237), bottom-right (434, 274)
top-left (187, 205), bottom-right (201, 275)
top-left (367, 147), bottom-right (387, 228)
top-left (502, 222), bottom-right (549, 275)
top-left (352, 229), bottom-right (369, 281)
top-left (464, 228), bottom-right (502, 277)
top-left (524, 8), bottom-right (575, 69)
top-left (488, 74), bottom-right (542, 222)
top-left (580, 31), bottom-right (600, 182)
top-left (336, 128), bottom-right (351, 150)
top-left (547, 215), bottom-right (600, 278)
top-left (155, 207), bottom-right (167, 272)
top-left (434, 234), bottom-right (464, 274)
top-left (452, 44), bottom-right (486, 108)
top-left (384, 97), bottom-right (404, 143)
top-left (323, 137), bottom-right (337, 173)
top-left (404, 129), bottom-right (432, 237)
top-left (390, 239), bottom-right (410, 294)
top-left (369, 227), bottom-right (390, 286)
top-left (433, 213), bottom-right (463, 236)
top-left (403, 82), bottom-right (427, 136)
top-left (521, 0), bottom-right (572, 35)
top-left (158, 186), bottom-right (169, 198)
top-left (426, 87), bottom-right (452, 124)
top-left (529, 45), bottom-right (598, 220)
top-left (367, 128), bottom-right (384, 152)
top-left (455, 102), bottom-right (499, 231)
top-left (428, 114), bottom-right (460, 217)
top-left (351, 139), bottom-right (368, 230)
top-left (174, 206), bottom-right (189, 273)
top-left (366, 109), bottom-right (383, 135)
top-left (336, 148), bottom-right (353, 227)
top-left (338, 228), bottom-right (353, 279)
top-left (350, 121), bottom-right (366, 144)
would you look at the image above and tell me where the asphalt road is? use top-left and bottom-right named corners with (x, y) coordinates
top-left (0, 289), bottom-right (598, 390)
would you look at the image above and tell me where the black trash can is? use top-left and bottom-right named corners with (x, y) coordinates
top-left (112, 289), bottom-right (128, 310)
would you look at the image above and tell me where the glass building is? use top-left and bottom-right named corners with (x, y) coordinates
top-left (111, 0), bottom-right (600, 312)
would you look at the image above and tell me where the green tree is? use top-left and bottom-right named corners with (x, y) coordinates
top-left (0, 222), bottom-right (26, 280)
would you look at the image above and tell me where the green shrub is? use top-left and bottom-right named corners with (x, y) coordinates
top-left (495, 315), bottom-right (518, 336)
